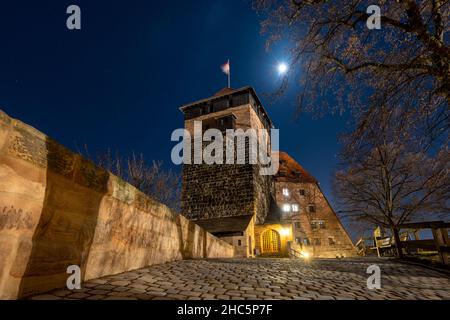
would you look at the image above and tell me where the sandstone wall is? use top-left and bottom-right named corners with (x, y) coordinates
top-left (0, 110), bottom-right (235, 299)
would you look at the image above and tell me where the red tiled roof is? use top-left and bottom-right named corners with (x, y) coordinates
top-left (274, 151), bottom-right (317, 183)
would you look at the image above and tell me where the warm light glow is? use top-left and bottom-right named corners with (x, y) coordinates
top-left (280, 228), bottom-right (290, 236)
top-left (278, 63), bottom-right (288, 74)
top-left (301, 251), bottom-right (311, 259)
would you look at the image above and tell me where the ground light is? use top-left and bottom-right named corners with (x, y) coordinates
top-left (280, 228), bottom-right (291, 236)
top-left (301, 251), bottom-right (311, 259)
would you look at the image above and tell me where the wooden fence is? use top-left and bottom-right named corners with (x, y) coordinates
top-left (356, 221), bottom-right (450, 265)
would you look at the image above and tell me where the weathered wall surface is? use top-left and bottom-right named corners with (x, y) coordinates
top-left (0, 110), bottom-right (235, 299)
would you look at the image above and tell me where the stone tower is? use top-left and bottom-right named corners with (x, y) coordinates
top-left (179, 87), bottom-right (274, 256)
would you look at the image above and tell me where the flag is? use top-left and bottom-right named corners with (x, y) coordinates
top-left (221, 60), bottom-right (230, 75)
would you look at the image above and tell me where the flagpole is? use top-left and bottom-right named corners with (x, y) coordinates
top-left (228, 59), bottom-right (230, 88)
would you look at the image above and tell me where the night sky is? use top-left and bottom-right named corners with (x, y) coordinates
top-left (0, 1), bottom-right (350, 206)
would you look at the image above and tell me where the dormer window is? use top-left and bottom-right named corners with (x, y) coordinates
top-left (282, 188), bottom-right (289, 197)
top-left (282, 204), bottom-right (291, 212)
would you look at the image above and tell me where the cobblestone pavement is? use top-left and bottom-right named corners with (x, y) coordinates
top-left (30, 258), bottom-right (450, 300)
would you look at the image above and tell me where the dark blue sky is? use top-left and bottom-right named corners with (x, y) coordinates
top-left (0, 0), bottom-right (350, 204)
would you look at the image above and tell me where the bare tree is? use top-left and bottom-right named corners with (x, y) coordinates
top-left (254, 0), bottom-right (449, 146)
top-left (81, 147), bottom-right (181, 211)
top-left (333, 107), bottom-right (449, 257)
top-left (254, 0), bottom-right (450, 256)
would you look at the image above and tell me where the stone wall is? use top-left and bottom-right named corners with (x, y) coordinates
top-left (182, 163), bottom-right (255, 220)
top-left (220, 215), bottom-right (255, 258)
top-left (0, 110), bottom-right (235, 299)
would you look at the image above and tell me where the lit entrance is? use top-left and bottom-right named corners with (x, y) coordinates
top-left (261, 229), bottom-right (281, 253)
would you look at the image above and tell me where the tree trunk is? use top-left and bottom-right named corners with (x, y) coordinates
top-left (391, 226), bottom-right (404, 258)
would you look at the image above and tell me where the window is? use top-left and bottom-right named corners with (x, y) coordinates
top-left (308, 204), bottom-right (316, 213)
top-left (291, 204), bottom-right (299, 212)
top-left (311, 220), bottom-right (325, 230)
top-left (314, 238), bottom-right (321, 246)
top-left (294, 222), bottom-right (301, 229)
top-left (328, 237), bottom-right (336, 245)
top-left (238, 240), bottom-right (242, 246)
top-left (201, 104), bottom-right (212, 115)
top-left (299, 189), bottom-right (305, 196)
top-left (213, 98), bottom-right (229, 112)
top-left (303, 238), bottom-right (310, 245)
top-left (217, 115), bottom-right (235, 131)
top-left (282, 204), bottom-right (291, 212)
top-left (296, 237), bottom-right (302, 244)
top-left (282, 188), bottom-right (289, 197)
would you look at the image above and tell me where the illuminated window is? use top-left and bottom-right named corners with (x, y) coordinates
top-left (311, 220), bottom-right (325, 230)
top-left (282, 188), bottom-right (289, 196)
top-left (282, 204), bottom-right (291, 212)
top-left (291, 204), bottom-right (299, 212)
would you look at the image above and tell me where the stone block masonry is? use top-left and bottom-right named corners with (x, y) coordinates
top-left (182, 162), bottom-right (255, 221)
top-left (0, 109), bottom-right (235, 299)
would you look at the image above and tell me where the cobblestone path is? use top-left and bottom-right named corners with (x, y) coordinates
top-left (30, 258), bottom-right (450, 300)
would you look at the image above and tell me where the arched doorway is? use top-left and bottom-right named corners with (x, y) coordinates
top-left (261, 229), bottom-right (281, 253)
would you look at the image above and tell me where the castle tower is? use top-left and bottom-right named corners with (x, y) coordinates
top-left (179, 87), bottom-right (274, 257)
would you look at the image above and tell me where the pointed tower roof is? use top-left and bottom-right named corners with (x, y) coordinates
top-left (275, 151), bottom-right (317, 183)
top-left (213, 87), bottom-right (236, 97)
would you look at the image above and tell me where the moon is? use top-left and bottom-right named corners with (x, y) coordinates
top-left (278, 63), bottom-right (288, 74)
